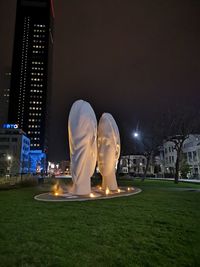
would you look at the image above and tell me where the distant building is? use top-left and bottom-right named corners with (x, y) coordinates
top-left (0, 126), bottom-right (30, 175)
top-left (0, 69), bottom-right (11, 125)
top-left (161, 134), bottom-right (200, 178)
top-left (59, 160), bottom-right (71, 174)
top-left (29, 150), bottom-right (46, 174)
top-left (119, 154), bottom-right (154, 175)
top-left (8, 0), bottom-right (54, 152)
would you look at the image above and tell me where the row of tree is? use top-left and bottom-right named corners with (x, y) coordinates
top-left (131, 108), bottom-right (200, 183)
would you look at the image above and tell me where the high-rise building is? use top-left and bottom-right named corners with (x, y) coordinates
top-left (8, 0), bottom-right (54, 152)
top-left (0, 68), bottom-right (11, 125)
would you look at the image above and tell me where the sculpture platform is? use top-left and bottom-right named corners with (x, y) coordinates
top-left (34, 186), bottom-right (142, 202)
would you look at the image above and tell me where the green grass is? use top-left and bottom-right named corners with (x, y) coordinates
top-left (0, 179), bottom-right (200, 267)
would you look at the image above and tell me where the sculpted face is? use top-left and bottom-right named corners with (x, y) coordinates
top-left (97, 113), bottom-right (120, 190)
top-left (68, 100), bottom-right (97, 195)
top-left (98, 130), bottom-right (118, 176)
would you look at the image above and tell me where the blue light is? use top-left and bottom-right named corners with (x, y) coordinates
top-left (29, 150), bottom-right (46, 173)
top-left (3, 124), bottom-right (18, 129)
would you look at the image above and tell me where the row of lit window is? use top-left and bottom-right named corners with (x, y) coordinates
top-left (31, 73), bottom-right (44, 76)
top-left (30, 101), bottom-right (42, 104)
top-left (34, 29), bottom-right (46, 33)
top-left (28, 131), bottom-right (40, 134)
top-left (21, 47), bottom-right (28, 52)
top-left (22, 40), bottom-right (29, 44)
top-left (29, 104), bottom-right (42, 108)
top-left (33, 40), bottom-right (45, 43)
top-left (23, 32), bottom-right (29, 36)
top-left (29, 113), bottom-right (42, 116)
top-left (33, 45), bottom-right (45, 48)
top-left (32, 61), bottom-right (44, 65)
top-left (20, 19), bottom-right (29, 100)
top-left (32, 137), bottom-right (40, 140)
top-left (21, 53), bottom-right (28, 61)
top-left (30, 90), bottom-right (43, 93)
top-left (29, 107), bottom-right (42, 110)
top-left (22, 29), bottom-right (29, 35)
top-left (19, 76), bottom-right (27, 81)
top-left (33, 51), bottom-right (45, 54)
top-left (20, 65), bottom-right (27, 70)
top-left (31, 78), bottom-right (43, 81)
top-left (33, 34), bottom-right (45, 38)
top-left (18, 100), bottom-right (24, 105)
top-left (30, 95), bottom-right (43, 99)
top-left (28, 119), bottom-right (41, 122)
top-left (30, 84), bottom-right (43, 88)
top-left (22, 44), bottom-right (28, 50)
top-left (34, 24), bottom-right (46, 27)
top-left (31, 144), bottom-right (40, 147)
top-left (22, 38), bottom-right (29, 43)
top-left (28, 125), bottom-right (40, 128)
top-left (31, 67), bottom-right (44, 70)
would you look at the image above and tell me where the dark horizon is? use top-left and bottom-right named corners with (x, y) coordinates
top-left (0, 0), bottom-right (200, 161)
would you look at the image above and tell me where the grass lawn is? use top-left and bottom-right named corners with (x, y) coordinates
top-left (0, 179), bottom-right (200, 267)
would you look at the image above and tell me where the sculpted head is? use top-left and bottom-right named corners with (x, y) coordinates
top-left (97, 113), bottom-right (120, 190)
top-left (68, 100), bottom-right (97, 195)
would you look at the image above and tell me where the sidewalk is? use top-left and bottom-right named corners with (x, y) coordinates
top-left (149, 177), bottom-right (200, 184)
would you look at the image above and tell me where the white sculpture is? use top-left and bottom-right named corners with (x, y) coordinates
top-left (97, 113), bottom-right (120, 191)
top-left (68, 100), bottom-right (97, 195)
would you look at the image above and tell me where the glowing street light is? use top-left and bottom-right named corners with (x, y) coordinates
top-left (7, 155), bottom-right (12, 161)
top-left (7, 155), bottom-right (12, 177)
top-left (51, 163), bottom-right (55, 169)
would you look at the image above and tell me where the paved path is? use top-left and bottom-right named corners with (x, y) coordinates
top-left (149, 177), bottom-right (200, 184)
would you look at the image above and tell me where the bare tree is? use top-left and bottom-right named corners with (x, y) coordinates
top-left (166, 135), bottom-right (188, 183)
top-left (165, 107), bottom-right (200, 183)
top-left (134, 107), bottom-right (200, 183)
top-left (134, 120), bottom-right (165, 181)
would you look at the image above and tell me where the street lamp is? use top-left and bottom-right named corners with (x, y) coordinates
top-left (7, 155), bottom-right (12, 161)
top-left (7, 155), bottom-right (12, 177)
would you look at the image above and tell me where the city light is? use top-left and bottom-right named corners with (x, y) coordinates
top-left (133, 132), bottom-right (139, 138)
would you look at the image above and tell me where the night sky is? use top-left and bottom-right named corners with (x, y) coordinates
top-left (0, 0), bottom-right (200, 161)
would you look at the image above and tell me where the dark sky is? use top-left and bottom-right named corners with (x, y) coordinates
top-left (0, 0), bottom-right (200, 161)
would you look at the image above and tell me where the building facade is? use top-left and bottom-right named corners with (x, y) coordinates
top-left (0, 126), bottom-right (30, 175)
top-left (8, 0), bottom-right (54, 151)
top-left (161, 134), bottom-right (200, 178)
top-left (119, 154), bottom-right (154, 176)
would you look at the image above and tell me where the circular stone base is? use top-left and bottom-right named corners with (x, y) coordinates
top-left (34, 186), bottom-right (142, 202)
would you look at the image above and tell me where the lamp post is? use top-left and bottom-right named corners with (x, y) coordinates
top-left (7, 155), bottom-right (12, 177)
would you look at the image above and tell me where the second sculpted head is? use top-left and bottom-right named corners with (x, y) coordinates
top-left (97, 113), bottom-right (120, 191)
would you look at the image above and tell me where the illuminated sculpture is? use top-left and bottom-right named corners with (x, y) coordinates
top-left (97, 113), bottom-right (120, 191)
top-left (68, 100), bottom-right (97, 195)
